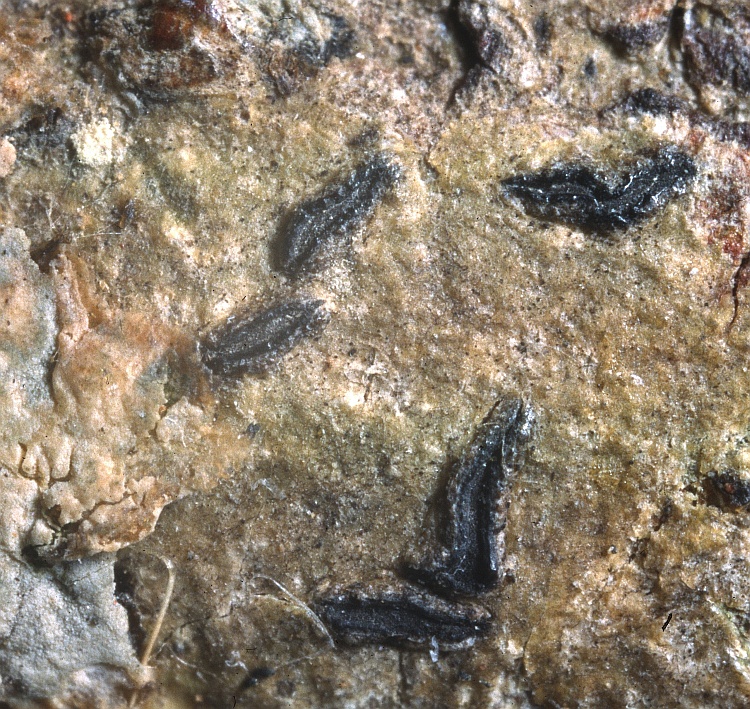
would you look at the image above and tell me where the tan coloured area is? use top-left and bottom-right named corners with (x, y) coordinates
top-left (1, 238), bottom-right (250, 559)
top-left (0, 138), bottom-right (16, 178)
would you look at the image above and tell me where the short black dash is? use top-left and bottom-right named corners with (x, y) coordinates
top-left (602, 20), bottom-right (669, 54)
top-left (681, 4), bottom-right (750, 96)
top-left (273, 155), bottom-right (400, 276)
top-left (314, 582), bottom-right (491, 650)
top-left (237, 666), bottom-right (275, 692)
top-left (662, 612), bottom-right (672, 631)
top-left (502, 146), bottom-right (696, 235)
top-left (200, 299), bottom-right (329, 376)
top-left (403, 398), bottom-right (535, 598)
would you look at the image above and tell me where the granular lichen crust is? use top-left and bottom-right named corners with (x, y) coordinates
top-left (4, 0), bottom-right (750, 707)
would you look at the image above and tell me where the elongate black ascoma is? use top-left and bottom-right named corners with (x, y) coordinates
top-left (404, 398), bottom-right (535, 597)
top-left (273, 155), bottom-right (400, 276)
top-left (200, 299), bottom-right (329, 376)
top-left (314, 582), bottom-right (491, 649)
top-left (502, 145), bottom-right (696, 234)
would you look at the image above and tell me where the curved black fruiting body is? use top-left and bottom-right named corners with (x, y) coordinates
top-left (200, 299), bottom-right (329, 376)
top-left (273, 155), bottom-right (400, 276)
top-left (405, 398), bottom-right (535, 597)
top-left (502, 146), bottom-right (696, 234)
top-left (314, 583), bottom-right (491, 649)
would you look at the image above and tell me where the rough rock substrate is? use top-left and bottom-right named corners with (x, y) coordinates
top-left (2, 0), bottom-right (750, 706)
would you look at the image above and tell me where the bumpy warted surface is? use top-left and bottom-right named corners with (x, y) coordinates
top-left (313, 581), bottom-right (493, 649)
top-left (403, 398), bottom-right (535, 597)
top-left (501, 146), bottom-right (697, 235)
top-left (273, 155), bottom-right (400, 276)
top-left (200, 299), bottom-right (330, 376)
top-left (3, 1), bottom-right (750, 707)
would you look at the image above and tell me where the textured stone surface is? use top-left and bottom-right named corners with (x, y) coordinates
top-left (3, 0), bottom-right (750, 707)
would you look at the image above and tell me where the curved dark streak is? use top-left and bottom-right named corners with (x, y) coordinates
top-left (200, 299), bottom-right (329, 377)
top-left (502, 146), bottom-right (696, 235)
top-left (404, 398), bottom-right (535, 597)
top-left (272, 156), bottom-right (400, 277)
top-left (315, 585), bottom-right (491, 649)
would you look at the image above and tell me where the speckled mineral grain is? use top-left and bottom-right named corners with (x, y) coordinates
top-left (2, 0), bottom-right (750, 707)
